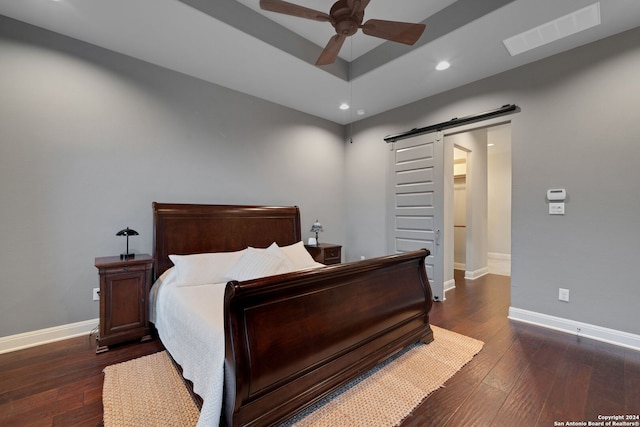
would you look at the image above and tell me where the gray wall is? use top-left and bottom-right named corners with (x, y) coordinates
top-left (345, 26), bottom-right (640, 335)
top-left (0, 16), bottom-right (345, 337)
top-left (3, 14), bottom-right (640, 340)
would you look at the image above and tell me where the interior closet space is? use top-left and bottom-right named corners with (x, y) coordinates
top-left (448, 123), bottom-right (511, 288)
top-left (453, 148), bottom-right (468, 271)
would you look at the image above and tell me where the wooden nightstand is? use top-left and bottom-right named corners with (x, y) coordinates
top-left (305, 243), bottom-right (342, 265)
top-left (94, 254), bottom-right (154, 353)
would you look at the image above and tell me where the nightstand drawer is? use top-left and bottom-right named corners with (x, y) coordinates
top-left (305, 243), bottom-right (342, 265)
top-left (98, 263), bottom-right (149, 275)
top-left (324, 247), bottom-right (341, 263)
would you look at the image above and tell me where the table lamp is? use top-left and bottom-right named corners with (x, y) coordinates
top-left (116, 227), bottom-right (139, 260)
top-left (310, 220), bottom-right (323, 246)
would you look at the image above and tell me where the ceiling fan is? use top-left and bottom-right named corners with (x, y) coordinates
top-left (259, 0), bottom-right (427, 65)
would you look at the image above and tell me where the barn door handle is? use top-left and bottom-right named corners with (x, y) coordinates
top-left (435, 229), bottom-right (441, 246)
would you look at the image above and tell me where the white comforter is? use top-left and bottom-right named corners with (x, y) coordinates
top-left (150, 268), bottom-right (226, 427)
top-left (149, 242), bottom-right (325, 426)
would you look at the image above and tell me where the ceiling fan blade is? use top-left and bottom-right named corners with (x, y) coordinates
top-left (259, 0), bottom-right (331, 22)
top-left (347, 0), bottom-right (370, 16)
top-left (315, 34), bottom-right (347, 65)
top-left (361, 19), bottom-right (426, 45)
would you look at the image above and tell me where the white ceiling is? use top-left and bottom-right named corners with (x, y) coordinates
top-left (1, 0), bottom-right (639, 125)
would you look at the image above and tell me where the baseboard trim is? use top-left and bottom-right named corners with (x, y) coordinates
top-left (465, 267), bottom-right (489, 280)
top-left (488, 252), bottom-right (511, 276)
top-left (443, 278), bottom-right (456, 294)
top-left (0, 318), bottom-right (99, 354)
top-left (488, 252), bottom-right (511, 260)
top-left (508, 307), bottom-right (640, 352)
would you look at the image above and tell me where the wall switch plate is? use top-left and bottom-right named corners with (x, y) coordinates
top-left (549, 202), bottom-right (565, 215)
top-left (93, 288), bottom-right (100, 301)
top-left (558, 288), bottom-right (570, 302)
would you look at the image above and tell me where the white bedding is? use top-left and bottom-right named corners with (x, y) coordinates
top-left (150, 268), bottom-right (227, 427)
top-left (149, 242), bottom-right (325, 426)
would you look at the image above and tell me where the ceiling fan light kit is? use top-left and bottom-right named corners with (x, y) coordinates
top-left (259, 0), bottom-right (426, 65)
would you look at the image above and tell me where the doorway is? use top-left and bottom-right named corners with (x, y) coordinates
top-left (445, 123), bottom-right (511, 289)
top-left (385, 120), bottom-right (512, 301)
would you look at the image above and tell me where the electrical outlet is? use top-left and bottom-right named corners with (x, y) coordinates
top-left (558, 288), bottom-right (569, 302)
top-left (93, 288), bottom-right (100, 301)
top-left (360, 255), bottom-right (366, 260)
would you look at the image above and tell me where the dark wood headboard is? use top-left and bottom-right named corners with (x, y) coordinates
top-left (152, 202), bottom-right (302, 278)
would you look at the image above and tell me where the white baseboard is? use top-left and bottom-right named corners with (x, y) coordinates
top-left (444, 279), bottom-right (456, 292)
top-left (509, 307), bottom-right (640, 351)
top-left (453, 262), bottom-right (466, 271)
top-left (0, 318), bottom-right (99, 354)
top-left (488, 252), bottom-right (511, 260)
top-left (465, 267), bottom-right (489, 280)
top-left (488, 252), bottom-right (511, 276)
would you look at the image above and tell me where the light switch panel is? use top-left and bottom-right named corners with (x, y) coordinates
top-left (549, 202), bottom-right (565, 215)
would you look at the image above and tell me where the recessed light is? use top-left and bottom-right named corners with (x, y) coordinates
top-left (487, 143), bottom-right (495, 147)
top-left (339, 103), bottom-right (350, 110)
top-left (435, 61), bottom-right (450, 71)
top-left (356, 109), bottom-right (366, 116)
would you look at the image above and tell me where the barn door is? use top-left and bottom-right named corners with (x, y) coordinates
top-left (387, 131), bottom-right (444, 300)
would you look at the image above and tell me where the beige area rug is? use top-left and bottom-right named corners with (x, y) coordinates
top-left (102, 351), bottom-right (200, 427)
top-left (102, 326), bottom-right (483, 427)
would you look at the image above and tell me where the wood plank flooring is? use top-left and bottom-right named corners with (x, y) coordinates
top-left (1, 271), bottom-right (638, 426)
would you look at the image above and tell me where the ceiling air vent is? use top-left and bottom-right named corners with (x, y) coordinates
top-left (503, 2), bottom-right (601, 56)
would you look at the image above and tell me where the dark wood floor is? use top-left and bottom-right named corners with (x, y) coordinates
top-left (1, 272), bottom-right (638, 426)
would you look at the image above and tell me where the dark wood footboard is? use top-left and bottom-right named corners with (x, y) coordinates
top-left (223, 249), bottom-right (433, 427)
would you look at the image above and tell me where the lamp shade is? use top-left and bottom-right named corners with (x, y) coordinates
top-left (310, 220), bottom-right (323, 233)
top-left (116, 227), bottom-right (139, 237)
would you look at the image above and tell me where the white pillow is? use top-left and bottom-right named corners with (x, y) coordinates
top-left (265, 242), bottom-right (296, 272)
top-left (169, 250), bottom-right (245, 287)
top-left (280, 241), bottom-right (321, 269)
top-left (225, 247), bottom-right (287, 282)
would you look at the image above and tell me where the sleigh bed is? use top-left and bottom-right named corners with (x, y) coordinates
top-left (150, 202), bottom-right (433, 426)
